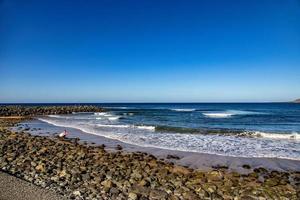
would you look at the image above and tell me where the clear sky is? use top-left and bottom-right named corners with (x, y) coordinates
top-left (1, 0), bottom-right (300, 103)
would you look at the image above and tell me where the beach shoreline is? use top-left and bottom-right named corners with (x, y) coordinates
top-left (19, 118), bottom-right (300, 173)
top-left (1, 105), bottom-right (300, 199)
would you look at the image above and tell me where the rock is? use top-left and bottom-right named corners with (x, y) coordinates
top-left (182, 191), bottom-right (201, 200)
top-left (242, 164), bottom-right (251, 169)
top-left (171, 166), bottom-right (191, 175)
top-left (149, 189), bottom-right (168, 199)
top-left (166, 155), bottom-right (180, 160)
top-left (212, 165), bottom-right (228, 170)
top-left (254, 167), bottom-right (268, 174)
top-left (73, 190), bottom-right (81, 196)
top-left (148, 159), bottom-right (158, 168)
top-left (109, 187), bottom-right (119, 195)
top-left (81, 173), bottom-right (90, 181)
top-left (202, 183), bottom-right (217, 194)
top-left (128, 192), bottom-right (138, 200)
top-left (130, 185), bottom-right (150, 196)
top-left (138, 179), bottom-right (148, 186)
top-left (0, 105), bottom-right (105, 117)
top-left (207, 170), bottom-right (223, 181)
top-left (264, 178), bottom-right (279, 187)
top-left (116, 145), bottom-right (123, 150)
top-left (58, 170), bottom-right (67, 178)
top-left (35, 163), bottom-right (45, 172)
top-left (101, 179), bottom-right (113, 191)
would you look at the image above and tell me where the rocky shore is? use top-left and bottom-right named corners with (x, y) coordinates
top-left (0, 118), bottom-right (299, 199)
top-left (0, 105), bottom-right (105, 116)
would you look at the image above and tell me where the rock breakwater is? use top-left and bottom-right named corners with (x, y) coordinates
top-left (0, 105), bottom-right (105, 116)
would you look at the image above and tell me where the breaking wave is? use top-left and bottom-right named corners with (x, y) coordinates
top-left (243, 131), bottom-right (300, 140)
top-left (108, 116), bottom-right (121, 120)
top-left (170, 108), bottom-right (196, 112)
top-left (94, 112), bottom-right (111, 116)
top-left (202, 113), bottom-right (233, 118)
top-left (202, 110), bottom-right (265, 118)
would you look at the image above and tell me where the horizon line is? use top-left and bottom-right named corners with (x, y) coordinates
top-left (0, 101), bottom-right (295, 104)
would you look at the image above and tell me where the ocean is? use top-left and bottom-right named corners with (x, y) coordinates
top-left (30, 103), bottom-right (300, 160)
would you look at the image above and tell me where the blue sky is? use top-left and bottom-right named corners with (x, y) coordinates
top-left (1, 0), bottom-right (300, 103)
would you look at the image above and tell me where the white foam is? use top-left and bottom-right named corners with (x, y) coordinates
top-left (108, 116), bottom-right (121, 121)
top-left (48, 115), bottom-right (65, 118)
top-left (252, 131), bottom-right (300, 140)
top-left (96, 124), bottom-right (130, 128)
top-left (123, 112), bottom-right (134, 116)
top-left (96, 124), bottom-right (155, 131)
top-left (203, 113), bottom-right (233, 118)
top-left (202, 110), bottom-right (264, 118)
top-left (94, 112), bottom-right (109, 116)
top-left (171, 108), bottom-right (196, 112)
top-left (136, 125), bottom-right (156, 131)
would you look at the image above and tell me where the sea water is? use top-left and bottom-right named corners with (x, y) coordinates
top-left (34, 103), bottom-right (300, 160)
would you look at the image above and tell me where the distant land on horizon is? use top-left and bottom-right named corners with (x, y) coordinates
top-left (293, 99), bottom-right (300, 103)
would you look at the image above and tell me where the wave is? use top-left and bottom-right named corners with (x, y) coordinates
top-left (171, 108), bottom-right (196, 112)
top-left (48, 115), bottom-right (66, 118)
top-left (136, 125), bottom-right (156, 130)
top-left (94, 112), bottom-right (110, 116)
top-left (246, 131), bottom-right (300, 140)
top-left (96, 124), bottom-right (130, 128)
top-left (155, 125), bottom-right (300, 140)
top-left (108, 116), bottom-right (121, 120)
top-left (202, 110), bottom-right (265, 118)
top-left (96, 124), bottom-right (155, 131)
top-left (94, 112), bottom-right (122, 120)
top-left (202, 113), bottom-right (233, 118)
top-left (49, 114), bottom-right (95, 120)
top-left (123, 112), bottom-right (134, 116)
top-left (44, 115), bottom-right (299, 141)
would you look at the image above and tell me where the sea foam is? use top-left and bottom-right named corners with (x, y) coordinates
top-left (202, 110), bottom-right (264, 118)
top-left (171, 108), bottom-right (196, 112)
top-left (252, 131), bottom-right (300, 140)
top-left (202, 113), bottom-right (233, 118)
